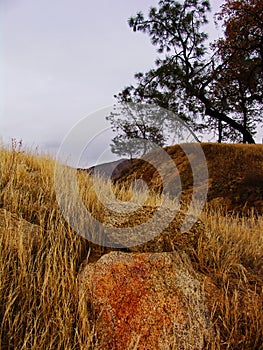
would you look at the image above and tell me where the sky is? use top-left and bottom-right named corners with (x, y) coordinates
top-left (1, 0), bottom-right (245, 167)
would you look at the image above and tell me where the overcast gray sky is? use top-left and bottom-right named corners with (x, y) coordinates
top-left (1, 0), bottom-right (238, 165)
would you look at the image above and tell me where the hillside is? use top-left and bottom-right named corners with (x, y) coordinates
top-left (0, 143), bottom-right (262, 349)
top-left (100, 143), bottom-right (263, 215)
top-left (81, 158), bottom-right (129, 178)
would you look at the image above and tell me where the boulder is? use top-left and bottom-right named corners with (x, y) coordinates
top-left (0, 208), bottom-right (42, 260)
top-left (79, 251), bottom-right (213, 349)
top-left (87, 204), bottom-right (205, 262)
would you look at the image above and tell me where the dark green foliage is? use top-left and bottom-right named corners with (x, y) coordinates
top-left (111, 0), bottom-right (263, 145)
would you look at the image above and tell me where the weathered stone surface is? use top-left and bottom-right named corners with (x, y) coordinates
top-left (0, 208), bottom-right (42, 258)
top-left (79, 251), bottom-right (213, 349)
top-left (92, 203), bottom-right (205, 254)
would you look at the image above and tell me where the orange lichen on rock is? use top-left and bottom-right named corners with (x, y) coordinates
top-left (79, 251), bottom-right (213, 349)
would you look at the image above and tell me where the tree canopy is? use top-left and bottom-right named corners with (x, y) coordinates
top-left (109, 0), bottom-right (263, 158)
top-left (213, 0), bottom-right (263, 142)
top-left (106, 102), bottom-right (199, 159)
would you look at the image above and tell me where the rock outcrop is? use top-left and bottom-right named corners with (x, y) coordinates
top-left (0, 208), bottom-right (42, 260)
top-left (79, 251), bottom-right (214, 350)
top-left (87, 203), bottom-right (205, 262)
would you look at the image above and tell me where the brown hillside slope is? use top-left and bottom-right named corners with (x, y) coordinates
top-left (112, 143), bottom-right (263, 215)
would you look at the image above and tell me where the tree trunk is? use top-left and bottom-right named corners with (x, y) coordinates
top-left (197, 92), bottom-right (255, 144)
top-left (206, 106), bottom-right (255, 144)
top-left (241, 98), bottom-right (248, 144)
top-left (218, 119), bottom-right (223, 143)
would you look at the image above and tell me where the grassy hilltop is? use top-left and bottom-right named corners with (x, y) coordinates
top-left (0, 142), bottom-right (262, 349)
top-left (108, 143), bottom-right (263, 215)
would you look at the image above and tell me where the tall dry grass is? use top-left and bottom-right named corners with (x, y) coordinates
top-left (0, 142), bottom-right (94, 349)
top-left (0, 142), bottom-right (262, 349)
top-left (197, 209), bottom-right (263, 349)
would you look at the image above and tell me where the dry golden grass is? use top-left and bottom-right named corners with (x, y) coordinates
top-left (0, 141), bottom-right (262, 349)
top-left (197, 208), bottom-right (263, 349)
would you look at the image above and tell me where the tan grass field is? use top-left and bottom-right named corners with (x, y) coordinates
top-left (0, 141), bottom-right (262, 349)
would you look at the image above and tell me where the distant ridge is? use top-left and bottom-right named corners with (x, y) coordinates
top-left (78, 158), bottom-right (133, 181)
